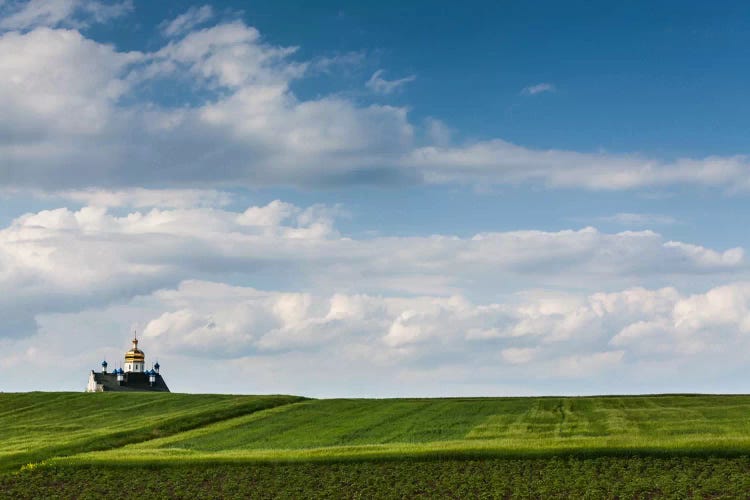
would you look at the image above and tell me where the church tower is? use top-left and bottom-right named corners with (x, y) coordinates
top-left (124, 333), bottom-right (145, 373)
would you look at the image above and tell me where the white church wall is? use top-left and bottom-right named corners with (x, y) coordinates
top-left (85, 371), bottom-right (103, 392)
top-left (124, 362), bottom-right (144, 373)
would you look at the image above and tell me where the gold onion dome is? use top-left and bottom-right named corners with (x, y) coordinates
top-left (125, 337), bottom-right (145, 362)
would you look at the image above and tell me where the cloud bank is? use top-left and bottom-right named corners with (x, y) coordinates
top-left (0, 198), bottom-right (743, 339)
top-left (0, 13), bottom-right (749, 193)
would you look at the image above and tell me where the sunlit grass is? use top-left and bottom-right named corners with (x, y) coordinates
top-left (6, 393), bottom-right (750, 472)
top-left (48, 394), bottom-right (750, 467)
top-left (0, 392), bottom-right (303, 472)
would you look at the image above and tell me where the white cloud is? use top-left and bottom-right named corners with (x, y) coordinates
top-left (236, 199), bottom-right (298, 226)
top-left (135, 281), bottom-right (750, 370)
top-left (0, 27), bottom-right (140, 143)
top-left (0, 21), bottom-right (419, 190)
top-left (0, 19), bottom-right (749, 192)
top-left (0, 0), bottom-right (132, 31)
top-left (609, 283), bottom-right (750, 356)
top-left (405, 141), bottom-right (750, 190)
top-left (137, 281), bottom-right (568, 357)
top-left (366, 69), bottom-right (416, 95)
top-left (521, 82), bottom-right (555, 95)
top-left (151, 21), bottom-right (305, 88)
top-left (160, 5), bottom-right (213, 37)
top-left (85, 280), bottom-right (750, 376)
top-left (0, 199), bottom-right (744, 341)
top-left (5, 276), bottom-right (750, 394)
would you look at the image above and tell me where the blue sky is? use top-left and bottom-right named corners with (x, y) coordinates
top-left (105, 0), bottom-right (750, 155)
top-left (1, 0), bottom-right (750, 396)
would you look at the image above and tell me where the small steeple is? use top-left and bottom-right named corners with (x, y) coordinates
top-left (101, 359), bottom-right (108, 374)
top-left (124, 331), bottom-right (145, 373)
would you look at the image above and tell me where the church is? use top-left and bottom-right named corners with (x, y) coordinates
top-left (86, 335), bottom-right (170, 392)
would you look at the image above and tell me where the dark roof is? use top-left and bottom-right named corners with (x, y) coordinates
top-left (92, 371), bottom-right (170, 392)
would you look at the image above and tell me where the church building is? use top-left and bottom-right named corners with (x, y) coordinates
top-left (86, 335), bottom-right (170, 392)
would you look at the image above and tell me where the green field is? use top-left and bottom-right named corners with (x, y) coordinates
top-left (0, 392), bottom-right (303, 472)
top-left (4, 392), bottom-right (750, 497)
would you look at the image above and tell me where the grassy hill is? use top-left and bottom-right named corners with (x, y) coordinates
top-left (0, 392), bottom-right (303, 472)
top-left (5, 393), bottom-right (750, 497)
top-left (62, 394), bottom-right (750, 465)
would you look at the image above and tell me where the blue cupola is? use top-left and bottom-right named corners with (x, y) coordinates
top-left (101, 360), bottom-right (108, 374)
top-left (154, 361), bottom-right (160, 373)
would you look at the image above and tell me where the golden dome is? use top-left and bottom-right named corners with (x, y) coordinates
top-left (125, 337), bottom-right (145, 362)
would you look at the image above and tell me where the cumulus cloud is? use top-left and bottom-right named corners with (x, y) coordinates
top-left (140, 281), bottom-right (576, 358)
top-left (611, 283), bottom-right (750, 355)
top-left (0, 26), bottom-right (141, 158)
top-left (520, 82), bottom-right (555, 95)
top-left (6, 269), bottom-right (750, 393)
top-left (0, 17), bottom-right (749, 192)
top-left (0, 21), bottom-right (418, 189)
top-left (122, 280), bottom-right (750, 378)
top-left (0, 199), bottom-right (744, 341)
top-left (366, 69), bottom-right (416, 94)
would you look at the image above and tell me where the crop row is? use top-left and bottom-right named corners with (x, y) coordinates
top-left (3, 456), bottom-right (750, 499)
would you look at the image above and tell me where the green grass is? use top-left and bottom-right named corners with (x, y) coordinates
top-left (0, 392), bottom-right (303, 472)
top-left (58, 394), bottom-right (750, 466)
top-left (6, 393), bottom-right (750, 497)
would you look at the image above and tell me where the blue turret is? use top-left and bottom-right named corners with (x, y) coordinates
top-left (154, 361), bottom-right (160, 373)
top-left (101, 360), bottom-right (108, 374)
